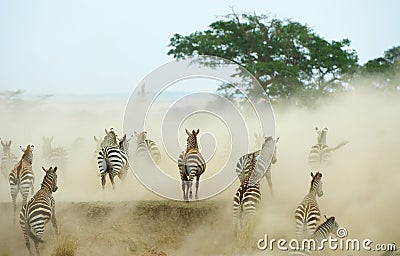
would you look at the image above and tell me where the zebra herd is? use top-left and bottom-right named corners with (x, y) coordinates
top-left (2, 126), bottom-right (398, 256)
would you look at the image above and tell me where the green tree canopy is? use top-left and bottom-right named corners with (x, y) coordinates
top-left (168, 12), bottom-right (358, 101)
top-left (360, 46), bottom-right (400, 91)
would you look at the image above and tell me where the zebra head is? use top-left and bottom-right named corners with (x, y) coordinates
top-left (315, 127), bottom-right (328, 145)
top-left (118, 134), bottom-right (130, 154)
top-left (94, 136), bottom-right (102, 149)
top-left (185, 129), bottom-right (200, 150)
top-left (271, 137), bottom-right (279, 164)
top-left (41, 166), bottom-right (58, 192)
top-left (1, 139), bottom-right (12, 155)
top-left (134, 131), bottom-right (147, 144)
top-left (20, 145), bottom-right (34, 164)
top-left (310, 171), bottom-right (323, 197)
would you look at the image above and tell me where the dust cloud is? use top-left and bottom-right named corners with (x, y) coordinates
top-left (0, 82), bottom-right (399, 255)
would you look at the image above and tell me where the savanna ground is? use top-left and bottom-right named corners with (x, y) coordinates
top-left (0, 87), bottom-right (399, 255)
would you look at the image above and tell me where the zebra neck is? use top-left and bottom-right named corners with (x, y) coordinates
top-left (309, 179), bottom-right (320, 195)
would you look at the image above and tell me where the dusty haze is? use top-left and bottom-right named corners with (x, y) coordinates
top-left (0, 84), bottom-right (399, 255)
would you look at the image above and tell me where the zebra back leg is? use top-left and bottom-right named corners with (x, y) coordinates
top-left (108, 172), bottom-right (116, 190)
top-left (10, 184), bottom-right (18, 224)
top-left (188, 180), bottom-right (193, 199)
top-left (51, 210), bottom-right (58, 235)
top-left (181, 180), bottom-right (187, 202)
top-left (265, 171), bottom-right (273, 198)
top-left (195, 175), bottom-right (200, 200)
top-left (19, 214), bottom-right (33, 255)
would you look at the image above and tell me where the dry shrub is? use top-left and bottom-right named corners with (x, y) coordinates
top-left (51, 235), bottom-right (78, 256)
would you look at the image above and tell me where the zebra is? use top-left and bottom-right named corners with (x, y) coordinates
top-left (1, 139), bottom-right (18, 178)
top-left (42, 136), bottom-right (68, 168)
top-left (19, 166), bottom-right (59, 256)
top-left (289, 216), bottom-right (339, 256)
top-left (9, 145), bottom-right (35, 224)
top-left (233, 136), bottom-right (276, 238)
top-left (134, 131), bottom-right (161, 162)
top-left (308, 127), bottom-right (348, 168)
top-left (295, 171), bottom-right (324, 239)
top-left (178, 129), bottom-right (206, 202)
top-left (236, 137), bottom-right (279, 197)
top-left (97, 133), bottom-right (129, 189)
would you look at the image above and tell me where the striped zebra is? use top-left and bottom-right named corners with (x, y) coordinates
top-left (289, 215), bottom-right (339, 256)
top-left (295, 172), bottom-right (324, 239)
top-left (178, 129), bottom-right (206, 202)
top-left (233, 136), bottom-right (276, 237)
top-left (308, 127), bottom-right (348, 168)
top-left (42, 137), bottom-right (68, 168)
top-left (19, 166), bottom-right (59, 256)
top-left (9, 145), bottom-right (35, 224)
top-left (236, 137), bottom-right (279, 196)
top-left (1, 139), bottom-right (18, 178)
top-left (134, 131), bottom-right (161, 162)
top-left (97, 133), bottom-right (129, 189)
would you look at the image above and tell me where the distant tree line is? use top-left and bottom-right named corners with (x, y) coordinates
top-left (167, 11), bottom-right (400, 103)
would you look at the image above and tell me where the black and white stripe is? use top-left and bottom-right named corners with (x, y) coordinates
top-left (19, 166), bottom-right (59, 256)
top-left (233, 137), bottom-right (275, 236)
top-left (134, 131), bottom-right (161, 162)
top-left (178, 129), bottom-right (206, 202)
top-left (308, 127), bottom-right (348, 168)
top-left (9, 145), bottom-right (35, 223)
top-left (97, 133), bottom-right (129, 189)
top-left (295, 172), bottom-right (324, 239)
top-left (236, 137), bottom-right (279, 196)
top-left (1, 139), bottom-right (18, 178)
top-left (42, 137), bottom-right (68, 168)
top-left (100, 128), bottom-right (119, 148)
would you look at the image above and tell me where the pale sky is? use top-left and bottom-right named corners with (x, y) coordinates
top-left (0, 0), bottom-right (399, 95)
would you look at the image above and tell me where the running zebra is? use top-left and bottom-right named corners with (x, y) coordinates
top-left (1, 139), bottom-right (18, 178)
top-left (295, 172), bottom-right (324, 239)
top-left (97, 133), bottom-right (129, 189)
top-left (233, 136), bottom-right (275, 237)
top-left (19, 166), bottom-right (59, 256)
top-left (9, 145), bottom-right (35, 223)
top-left (308, 127), bottom-right (348, 168)
top-left (236, 137), bottom-right (279, 196)
top-left (311, 215), bottom-right (339, 244)
top-left (289, 216), bottom-right (339, 256)
top-left (42, 137), bottom-right (68, 168)
top-left (178, 129), bottom-right (206, 201)
top-left (134, 131), bottom-right (161, 162)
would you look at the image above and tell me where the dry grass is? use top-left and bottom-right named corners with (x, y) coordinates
top-left (51, 234), bottom-right (78, 256)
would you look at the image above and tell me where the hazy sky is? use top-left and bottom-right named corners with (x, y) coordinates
top-left (0, 0), bottom-right (399, 95)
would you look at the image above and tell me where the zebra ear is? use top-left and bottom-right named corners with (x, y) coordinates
top-left (20, 146), bottom-right (24, 152)
top-left (42, 166), bottom-right (47, 172)
top-left (134, 131), bottom-right (139, 137)
top-left (1, 140), bottom-right (5, 147)
top-left (105, 129), bottom-right (108, 134)
top-left (311, 172), bottom-right (314, 178)
top-left (196, 129), bottom-right (200, 135)
top-left (275, 137), bottom-right (280, 143)
top-left (324, 215), bottom-right (328, 219)
top-left (185, 129), bottom-right (190, 136)
top-left (8, 140), bottom-right (11, 146)
top-left (53, 166), bottom-right (58, 172)
top-left (31, 145), bottom-right (34, 151)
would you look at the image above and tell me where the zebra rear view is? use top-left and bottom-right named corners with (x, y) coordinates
top-left (9, 145), bottom-right (35, 224)
top-left (20, 166), bottom-right (59, 256)
top-left (1, 139), bottom-right (18, 178)
top-left (178, 129), bottom-right (206, 202)
top-left (134, 131), bottom-right (161, 163)
top-left (295, 172), bottom-right (324, 239)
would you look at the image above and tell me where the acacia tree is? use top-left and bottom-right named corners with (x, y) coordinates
top-left (168, 12), bottom-right (358, 101)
